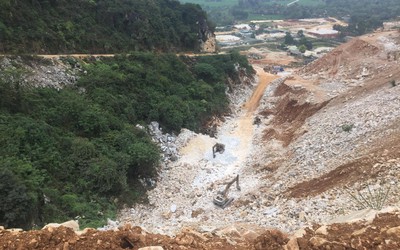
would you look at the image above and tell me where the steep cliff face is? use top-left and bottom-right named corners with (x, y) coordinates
top-left (199, 32), bottom-right (217, 53)
top-left (198, 18), bottom-right (217, 53)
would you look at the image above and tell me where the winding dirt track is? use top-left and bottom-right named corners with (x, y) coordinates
top-left (39, 54), bottom-right (115, 58)
top-left (179, 66), bottom-right (278, 171)
top-left (245, 66), bottom-right (279, 113)
top-left (0, 53), bottom-right (224, 59)
top-left (229, 67), bottom-right (278, 168)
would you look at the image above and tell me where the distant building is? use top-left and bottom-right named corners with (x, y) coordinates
top-left (287, 46), bottom-right (302, 56)
top-left (265, 29), bottom-right (284, 34)
top-left (383, 21), bottom-right (400, 30)
top-left (307, 29), bottom-right (339, 38)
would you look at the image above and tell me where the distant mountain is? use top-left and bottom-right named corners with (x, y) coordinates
top-left (0, 0), bottom-right (215, 54)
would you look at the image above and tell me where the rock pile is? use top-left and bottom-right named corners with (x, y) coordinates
top-left (288, 208), bottom-right (400, 249)
top-left (2, 209), bottom-right (400, 249)
top-left (247, 30), bottom-right (400, 232)
top-left (0, 56), bottom-right (80, 89)
top-left (147, 121), bottom-right (179, 164)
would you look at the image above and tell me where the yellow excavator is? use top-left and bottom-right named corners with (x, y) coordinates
top-left (213, 175), bottom-right (241, 208)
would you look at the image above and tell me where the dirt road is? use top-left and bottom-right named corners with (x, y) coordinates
top-left (180, 66), bottom-right (277, 173)
top-left (39, 54), bottom-right (115, 59)
top-left (245, 66), bottom-right (279, 113)
top-left (0, 53), bottom-right (223, 59)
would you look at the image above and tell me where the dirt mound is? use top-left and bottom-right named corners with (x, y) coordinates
top-left (301, 38), bottom-right (380, 76)
top-left (253, 229), bottom-right (288, 250)
top-left (287, 129), bottom-right (400, 199)
top-left (261, 82), bottom-right (329, 147)
top-left (0, 225), bottom-right (254, 250)
top-left (2, 210), bottom-right (400, 249)
top-left (248, 29), bottom-right (400, 235)
top-left (295, 212), bottom-right (400, 249)
top-left (273, 81), bottom-right (307, 97)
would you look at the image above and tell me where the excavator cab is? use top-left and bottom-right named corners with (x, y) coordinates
top-left (212, 143), bottom-right (225, 158)
top-left (213, 175), bottom-right (241, 208)
top-left (253, 116), bottom-right (261, 126)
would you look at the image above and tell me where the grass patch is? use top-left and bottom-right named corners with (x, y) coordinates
top-left (341, 124), bottom-right (354, 132)
top-left (345, 184), bottom-right (391, 210)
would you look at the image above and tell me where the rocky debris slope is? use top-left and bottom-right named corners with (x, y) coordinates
top-left (247, 30), bottom-right (400, 233)
top-left (0, 56), bottom-right (80, 89)
top-left (116, 65), bottom-right (259, 235)
top-left (119, 73), bottom-right (260, 235)
top-left (146, 121), bottom-right (179, 164)
top-left (118, 30), bottom-right (400, 237)
top-left (198, 18), bottom-right (217, 53)
top-left (299, 30), bottom-right (400, 97)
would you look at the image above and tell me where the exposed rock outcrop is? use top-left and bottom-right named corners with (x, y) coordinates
top-left (0, 56), bottom-right (80, 89)
top-left (147, 121), bottom-right (179, 164)
top-left (198, 18), bottom-right (217, 53)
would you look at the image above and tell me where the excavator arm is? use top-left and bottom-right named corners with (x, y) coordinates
top-left (213, 175), bottom-right (240, 208)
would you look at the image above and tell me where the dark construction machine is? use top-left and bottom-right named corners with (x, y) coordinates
top-left (212, 143), bottom-right (225, 158)
top-left (213, 175), bottom-right (241, 208)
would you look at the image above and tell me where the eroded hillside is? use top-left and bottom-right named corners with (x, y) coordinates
top-left (1, 30), bottom-right (400, 249)
top-left (245, 29), bottom-right (400, 234)
top-left (116, 30), bottom-right (400, 236)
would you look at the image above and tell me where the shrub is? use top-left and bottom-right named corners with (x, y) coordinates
top-left (341, 124), bottom-right (354, 132)
top-left (0, 168), bottom-right (35, 229)
top-left (345, 184), bottom-right (391, 210)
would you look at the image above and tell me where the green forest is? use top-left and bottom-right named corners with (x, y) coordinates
top-left (184, 0), bottom-right (400, 35)
top-left (0, 0), bottom-right (214, 54)
top-left (0, 52), bottom-right (254, 229)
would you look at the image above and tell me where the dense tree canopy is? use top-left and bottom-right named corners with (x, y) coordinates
top-left (0, 0), bottom-right (214, 54)
top-left (199, 0), bottom-right (400, 35)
